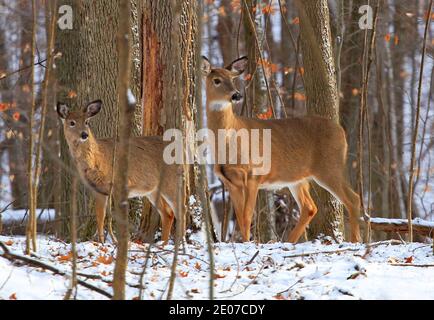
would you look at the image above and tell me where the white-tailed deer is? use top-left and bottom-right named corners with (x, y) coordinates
top-left (57, 100), bottom-right (179, 243)
top-left (201, 56), bottom-right (361, 243)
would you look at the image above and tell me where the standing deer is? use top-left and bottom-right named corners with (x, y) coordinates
top-left (201, 56), bottom-right (361, 243)
top-left (56, 100), bottom-right (179, 243)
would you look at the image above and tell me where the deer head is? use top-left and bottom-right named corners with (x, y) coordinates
top-left (201, 56), bottom-right (248, 111)
top-left (56, 100), bottom-right (102, 145)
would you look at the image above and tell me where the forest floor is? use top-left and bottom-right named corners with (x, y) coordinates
top-left (0, 234), bottom-right (433, 300)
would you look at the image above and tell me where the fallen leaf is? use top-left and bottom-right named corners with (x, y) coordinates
top-left (179, 271), bottom-right (189, 278)
top-left (194, 262), bottom-right (202, 271)
top-left (5, 240), bottom-right (14, 246)
top-left (9, 293), bottom-right (17, 300)
top-left (404, 256), bottom-right (414, 264)
top-left (214, 273), bottom-right (226, 279)
top-left (58, 252), bottom-right (73, 262)
top-left (96, 255), bottom-right (113, 265)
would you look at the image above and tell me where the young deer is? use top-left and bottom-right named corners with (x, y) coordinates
top-left (57, 100), bottom-right (179, 243)
top-left (201, 56), bottom-right (361, 243)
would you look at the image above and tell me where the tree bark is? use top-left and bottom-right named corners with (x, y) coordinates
top-left (55, 1), bottom-right (142, 240)
top-left (295, 0), bottom-right (344, 241)
top-left (112, 0), bottom-right (132, 300)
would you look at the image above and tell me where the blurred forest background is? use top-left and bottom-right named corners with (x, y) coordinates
top-left (0, 0), bottom-right (433, 244)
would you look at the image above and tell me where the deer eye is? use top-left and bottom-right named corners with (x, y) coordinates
top-left (69, 120), bottom-right (76, 127)
top-left (85, 120), bottom-right (89, 126)
top-left (213, 78), bottom-right (222, 86)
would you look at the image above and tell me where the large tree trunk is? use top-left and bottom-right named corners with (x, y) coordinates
top-left (55, 1), bottom-right (142, 240)
top-left (296, 0), bottom-right (344, 241)
top-left (138, 0), bottom-right (204, 242)
top-left (7, 0), bottom-right (31, 209)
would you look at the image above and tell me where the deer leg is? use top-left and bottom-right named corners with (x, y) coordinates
top-left (241, 179), bottom-right (259, 242)
top-left (160, 198), bottom-right (175, 245)
top-left (148, 193), bottom-right (175, 244)
top-left (215, 165), bottom-right (248, 241)
top-left (313, 175), bottom-right (361, 243)
top-left (227, 185), bottom-right (246, 240)
top-left (287, 182), bottom-right (318, 243)
top-left (95, 194), bottom-right (108, 243)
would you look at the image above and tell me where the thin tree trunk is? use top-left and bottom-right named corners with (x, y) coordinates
top-left (26, 0), bottom-right (37, 254)
top-left (112, 0), bottom-right (132, 300)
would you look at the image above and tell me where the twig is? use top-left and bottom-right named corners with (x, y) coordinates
top-left (245, 250), bottom-right (259, 265)
top-left (389, 263), bottom-right (434, 267)
top-left (0, 241), bottom-right (112, 298)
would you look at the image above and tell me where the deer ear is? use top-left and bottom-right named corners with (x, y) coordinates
top-left (201, 56), bottom-right (211, 76)
top-left (227, 56), bottom-right (248, 76)
top-left (84, 100), bottom-right (102, 118)
top-left (56, 102), bottom-right (69, 119)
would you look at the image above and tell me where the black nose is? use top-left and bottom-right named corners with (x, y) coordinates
top-left (231, 92), bottom-right (242, 102)
top-left (81, 132), bottom-right (88, 140)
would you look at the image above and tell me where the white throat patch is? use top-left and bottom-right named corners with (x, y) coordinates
top-left (209, 100), bottom-right (232, 111)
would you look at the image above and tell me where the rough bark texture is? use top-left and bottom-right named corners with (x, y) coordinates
top-left (8, 0), bottom-right (31, 209)
top-left (55, 1), bottom-right (142, 239)
top-left (296, 0), bottom-right (344, 241)
top-left (137, 1), bottom-right (173, 242)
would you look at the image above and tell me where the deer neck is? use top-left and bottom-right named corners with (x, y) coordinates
top-left (68, 131), bottom-right (101, 168)
top-left (206, 100), bottom-right (237, 132)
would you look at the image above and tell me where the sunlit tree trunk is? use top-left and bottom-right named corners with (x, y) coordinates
top-left (296, 0), bottom-right (344, 241)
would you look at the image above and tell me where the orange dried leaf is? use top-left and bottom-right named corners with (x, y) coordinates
top-left (384, 33), bottom-right (391, 42)
top-left (5, 240), bottom-right (14, 246)
top-left (394, 35), bottom-right (399, 45)
top-left (194, 262), bottom-right (202, 271)
top-left (351, 88), bottom-right (360, 96)
top-left (244, 73), bottom-right (252, 81)
top-left (404, 256), bottom-right (414, 264)
top-left (12, 112), bottom-right (20, 121)
top-left (294, 92), bottom-right (306, 101)
top-left (9, 293), bottom-right (17, 300)
top-left (218, 6), bottom-right (226, 17)
top-left (262, 4), bottom-right (275, 15)
top-left (67, 90), bottom-right (77, 99)
top-left (214, 273), bottom-right (226, 279)
top-left (291, 17), bottom-right (299, 25)
top-left (96, 255), bottom-right (113, 265)
top-left (298, 67), bottom-right (305, 75)
top-left (179, 271), bottom-right (189, 278)
top-left (0, 103), bottom-right (9, 112)
top-left (58, 252), bottom-right (73, 262)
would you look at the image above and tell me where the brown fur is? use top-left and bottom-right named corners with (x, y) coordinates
top-left (60, 108), bottom-right (179, 243)
top-left (203, 58), bottom-right (361, 243)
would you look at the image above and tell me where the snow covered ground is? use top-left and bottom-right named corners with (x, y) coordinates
top-left (0, 235), bottom-right (433, 300)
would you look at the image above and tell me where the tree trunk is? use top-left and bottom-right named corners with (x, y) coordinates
top-left (55, 1), bottom-right (142, 240)
top-left (296, 0), bottom-right (344, 241)
top-left (139, 0), bottom-right (203, 242)
top-left (243, 0), bottom-right (277, 242)
top-left (112, 0), bottom-right (132, 300)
